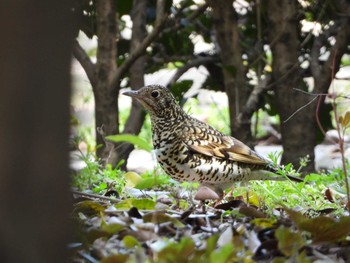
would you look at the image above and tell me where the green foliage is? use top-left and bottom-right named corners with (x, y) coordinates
top-left (154, 234), bottom-right (249, 263)
top-left (239, 170), bottom-right (347, 214)
top-left (339, 111), bottom-right (350, 132)
top-left (183, 98), bottom-right (230, 134)
top-left (275, 226), bottom-right (304, 257)
top-left (72, 150), bottom-right (126, 195)
top-left (158, 32), bottom-right (194, 56)
top-left (226, 152), bottom-right (349, 213)
top-left (72, 126), bottom-right (96, 151)
top-left (135, 169), bottom-right (177, 190)
top-left (106, 134), bottom-right (153, 152)
top-left (285, 207), bottom-right (350, 243)
top-left (115, 0), bottom-right (132, 16)
top-left (171, 80), bottom-right (193, 104)
top-left (114, 198), bottom-right (156, 210)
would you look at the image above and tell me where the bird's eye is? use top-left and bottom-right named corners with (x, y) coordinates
top-left (151, 90), bottom-right (159, 98)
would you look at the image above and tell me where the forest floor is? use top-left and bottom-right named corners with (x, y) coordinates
top-left (69, 58), bottom-right (350, 263)
top-left (69, 159), bottom-right (350, 263)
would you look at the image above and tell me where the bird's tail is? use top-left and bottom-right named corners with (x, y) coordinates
top-left (249, 163), bottom-right (304, 182)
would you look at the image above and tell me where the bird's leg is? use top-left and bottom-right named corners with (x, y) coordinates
top-left (201, 200), bottom-right (207, 214)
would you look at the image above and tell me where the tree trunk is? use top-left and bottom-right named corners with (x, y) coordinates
top-left (94, 0), bottom-right (119, 163)
top-left (117, 0), bottom-right (148, 168)
top-left (207, 0), bottom-right (251, 143)
top-left (312, 16), bottom-right (350, 95)
top-left (0, 0), bottom-right (73, 262)
top-left (74, 0), bottom-right (169, 168)
top-left (267, 0), bottom-right (315, 172)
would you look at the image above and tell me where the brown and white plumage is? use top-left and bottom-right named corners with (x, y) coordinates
top-left (123, 85), bottom-right (302, 199)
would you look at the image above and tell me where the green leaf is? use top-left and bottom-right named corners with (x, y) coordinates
top-left (114, 198), bottom-right (156, 210)
top-left (100, 222), bottom-right (124, 235)
top-left (210, 243), bottom-right (235, 263)
top-left (250, 218), bottom-right (277, 228)
top-left (73, 200), bottom-right (106, 215)
top-left (178, 237), bottom-right (196, 258)
top-left (285, 208), bottom-right (350, 243)
top-left (300, 216), bottom-right (350, 243)
top-left (134, 176), bottom-right (171, 190)
top-left (134, 177), bottom-right (158, 190)
top-left (116, 0), bottom-right (132, 15)
top-left (143, 211), bottom-right (184, 227)
top-left (275, 226), bottom-right (304, 257)
top-left (205, 234), bottom-right (219, 256)
top-left (157, 237), bottom-right (195, 262)
top-left (123, 235), bottom-right (141, 248)
top-left (131, 198), bottom-right (156, 210)
top-left (340, 111), bottom-right (350, 127)
top-left (171, 80), bottom-right (193, 102)
top-left (101, 254), bottom-right (129, 263)
top-left (93, 181), bottom-right (107, 193)
top-left (124, 171), bottom-right (142, 188)
top-left (105, 134), bottom-right (152, 151)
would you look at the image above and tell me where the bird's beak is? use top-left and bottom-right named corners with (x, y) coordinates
top-left (122, 90), bottom-right (141, 98)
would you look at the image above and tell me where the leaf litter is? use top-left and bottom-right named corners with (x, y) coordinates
top-left (70, 187), bottom-right (350, 263)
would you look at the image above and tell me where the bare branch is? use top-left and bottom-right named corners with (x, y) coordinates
top-left (167, 56), bottom-right (219, 87)
top-left (283, 96), bottom-right (319, 123)
top-left (71, 190), bottom-right (119, 203)
top-left (72, 39), bottom-right (96, 87)
top-left (156, 0), bottom-right (165, 21)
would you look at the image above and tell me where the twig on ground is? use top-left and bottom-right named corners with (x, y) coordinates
top-left (72, 190), bottom-right (120, 203)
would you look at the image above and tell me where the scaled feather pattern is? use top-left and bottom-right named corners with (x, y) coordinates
top-left (123, 85), bottom-right (302, 199)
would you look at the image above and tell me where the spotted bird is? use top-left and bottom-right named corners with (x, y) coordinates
top-left (123, 85), bottom-right (302, 200)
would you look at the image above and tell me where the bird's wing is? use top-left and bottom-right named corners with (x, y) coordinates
top-left (181, 119), bottom-right (267, 165)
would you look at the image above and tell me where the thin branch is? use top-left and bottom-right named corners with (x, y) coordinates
top-left (151, 55), bottom-right (194, 64)
top-left (292, 88), bottom-right (328, 96)
top-left (283, 96), bottom-right (319, 123)
top-left (167, 56), bottom-right (219, 87)
top-left (287, 88), bottom-right (338, 144)
top-left (315, 94), bottom-right (330, 141)
top-left (110, 1), bottom-right (209, 90)
top-left (72, 39), bottom-right (96, 87)
top-left (71, 190), bottom-right (120, 203)
top-left (331, 50), bottom-right (350, 208)
top-left (155, 0), bottom-right (165, 21)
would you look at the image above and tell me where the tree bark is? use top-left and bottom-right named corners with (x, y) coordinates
top-left (94, 0), bottom-right (119, 162)
top-left (0, 0), bottom-right (73, 262)
top-left (74, 0), bottom-right (168, 167)
top-left (312, 17), bottom-right (350, 95)
top-left (267, 0), bottom-right (315, 172)
top-left (116, 0), bottom-right (148, 167)
top-left (207, 0), bottom-right (251, 143)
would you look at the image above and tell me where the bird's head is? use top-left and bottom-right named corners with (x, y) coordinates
top-left (123, 85), bottom-right (182, 118)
